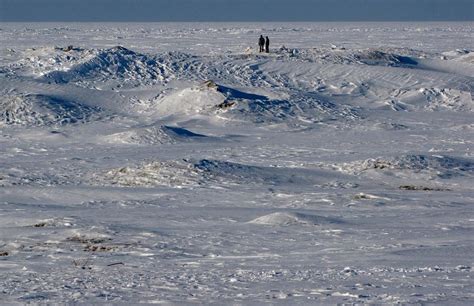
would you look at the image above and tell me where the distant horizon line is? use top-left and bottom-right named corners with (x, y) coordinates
top-left (1, 20), bottom-right (472, 23)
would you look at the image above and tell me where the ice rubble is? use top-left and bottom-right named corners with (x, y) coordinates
top-left (43, 46), bottom-right (166, 84)
top-left (2, 44), bottom-right (471, 129)
top-left (336, 154), bottom-right (474, 178)
top-left (92, 160), bottom-right (203, 188)
top-left (0, 93), bottom-right (103, 126)
top-left (92, 158), bottom-right (352, 189)
top-left (278, 46), bottom-right (421, 67)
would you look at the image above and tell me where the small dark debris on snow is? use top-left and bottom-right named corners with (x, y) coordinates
top-left (203, 80), bottom-right (218, 89)
top-left (62, 45), bottom-right (74, 52)
top-left (84, 244), bottom-right (116, 252)
top-left (216, 100), bottom-right (236, 109)
top-left (66, 235), bottom-right (111, 244)
top-left (399, 185), bottom-right (450, 191)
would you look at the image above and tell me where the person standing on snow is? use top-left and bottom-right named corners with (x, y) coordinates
top-left (258, 35), bottom-right (265, 52)
top-left (265, 36), bottom-right (270, 53)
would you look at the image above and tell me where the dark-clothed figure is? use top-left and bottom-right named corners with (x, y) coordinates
top-left (258, 35), bottom-right (265, 52)
top-left (265, 36), bottom-right (270, 53)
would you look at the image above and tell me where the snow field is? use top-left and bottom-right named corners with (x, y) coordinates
top-left (0, 22), bottom-right (473, 303)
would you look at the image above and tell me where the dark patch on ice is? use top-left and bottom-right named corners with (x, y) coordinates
top-left (399, 185), bottom-right (450, 191)
top-left (162, 125), bottom-right (207, 138)
top-left (375, 122), bottom-right (410, 130)
top-left (397, 55), bottom-right (418, 66)
top-left (19, 293), bottom-right (49, 301)
top-left (216, 84), bottom-right (268, 101)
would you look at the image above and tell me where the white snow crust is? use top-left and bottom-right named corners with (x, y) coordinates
top-left (0, 22), bottom-right (473, 304)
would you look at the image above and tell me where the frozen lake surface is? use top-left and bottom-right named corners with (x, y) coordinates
top-left (0, 22), bottom-right (473, 303)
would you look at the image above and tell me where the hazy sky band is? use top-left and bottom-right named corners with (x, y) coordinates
top-left (1, 0), bottom-right (473, 21)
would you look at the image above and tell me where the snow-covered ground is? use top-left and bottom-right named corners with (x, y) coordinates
top-left (1, 22), bottom-right (473, 303)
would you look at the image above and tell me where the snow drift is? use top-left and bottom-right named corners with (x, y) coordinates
top-left (248, 212), bottom-right (343, 226)
top-left (43, 46), bottom-right (167, 85)
top-left (0, 93), bottom-right (103, 126)
top-left (103, 125), bottom-right (208, 145)
top-left (338, 154), bottom-right (474, 178)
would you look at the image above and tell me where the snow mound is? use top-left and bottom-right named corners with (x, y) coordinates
top-left (43, 46), bottom-right (166, 85)
top-left (340, 154), bottom-right (474, 178)
top-left (163, 125), bottom-right (208, 138)
top-left (456, 51), bottom-right (474, 64)
top-left (29, 217), bottom-right (75, 228)
top-left (194, 159), bottom-right (269, 183)
top-left (442, 49), bottom-right (474, 63)
top-left (384, 88), bottom-right (473, 112)
top-left (103, 125), bottom-right (207, 145)
top-left (419, 88), bottom-right (473, 111)
top-left (196, 81), bottom-right (360, 126)
top-left (279, 47), bottom-right (420, 67)
top-left (94, 158), bottom-right (339, 188)
top-left (154, 51), bottom-right (197, 72)
top-left (154, 83), bottom-right (226, 116)
top-left (0, 93), bottom-right (103, 126)
top-left (151, 81), bottom-right (359, 125)
top-left (92, 160), bottom-right (203, 188)
top-left (221, 94), bottom-right (359, 125)
top-left (0, 166), bottom-right (76, 187)
top-left (193, 159), bottom-right (329, 186)
top-left (248, 212), bottom-right (341, 226)
top-left (4, 46), bottom-right (96, 77)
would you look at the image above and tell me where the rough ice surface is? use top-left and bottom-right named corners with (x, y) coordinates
top-left (0, 22), bottom-right (473, 304)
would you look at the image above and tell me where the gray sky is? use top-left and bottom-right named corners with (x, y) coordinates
top-left (1, 0), bottom-right (473, 21)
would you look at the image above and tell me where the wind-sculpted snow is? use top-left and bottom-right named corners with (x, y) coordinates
top-left (383, 87), bottom-right (474, 111)
top-left (43, 46), bottom-right (167, 85)
top-left (455, 51), bottom-right (474, 64)
top-left (193, 159), bottom-right (350, 188)
top-left (278, 46), bottom-right (421, 67)
top-left (0, 93), bottom-right (103, 126)
top-left (92, 158), bottom-right (358, 190)
top-left (2, 46), bottom-right (96, 77)
top-left (1, 23), bottom-right (473, 304)
top-left (92, 160), bottom-right (203, 188)
top-left (103, 125), bottom-right (208, 145)
top-left (131, 80), bottom-right (361, 126)
top-left (337, 154), bottom-right (474, 179)
top-left (248, 212), bottom-right (344, 226)
top-left (152, 83), bottom-right (226, 116)
top-left (220, 92), bottom-right (360, 125)
top-left (194, 159), bottom-right (305, 185)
